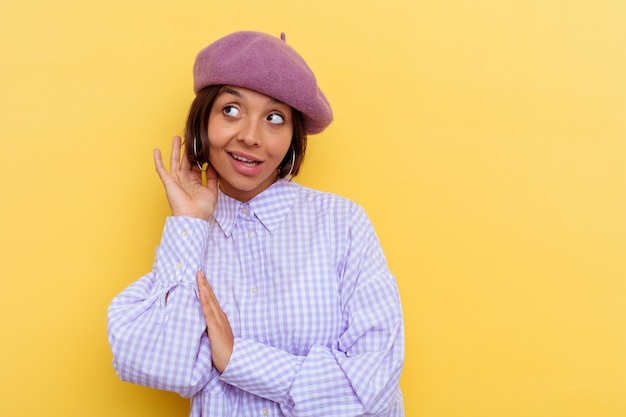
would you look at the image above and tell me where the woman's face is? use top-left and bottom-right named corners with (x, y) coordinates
top-left (207, 86), bottom-right (293, 202)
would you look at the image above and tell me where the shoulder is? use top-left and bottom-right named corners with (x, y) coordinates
top-left (291, 182), bottom-right (366, 217)
top-left (285, 182), bottom-right (374, 236)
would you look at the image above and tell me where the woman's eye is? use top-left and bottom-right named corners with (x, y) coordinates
top-left (267, 113), bottom-right (285, 125)
top-left (223, 105), bottom-right (240, 117)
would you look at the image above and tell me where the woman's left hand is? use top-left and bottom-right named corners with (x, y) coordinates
top-left (196, 270), bottom-right (234, 373)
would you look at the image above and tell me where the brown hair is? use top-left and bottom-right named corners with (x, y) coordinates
top-left (185, 85), bottom-right (307, 179)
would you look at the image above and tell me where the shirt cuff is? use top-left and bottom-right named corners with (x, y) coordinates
top-left (219, 337), bottom-right (304, 405)
top-left (154, 216), bottom-right (210, 286)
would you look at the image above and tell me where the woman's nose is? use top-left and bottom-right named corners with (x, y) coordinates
top-left (237, 117), bottom-right (262, 146)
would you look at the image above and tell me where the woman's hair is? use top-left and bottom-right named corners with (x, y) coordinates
top-left (185, 85), bottom-right (307, 179)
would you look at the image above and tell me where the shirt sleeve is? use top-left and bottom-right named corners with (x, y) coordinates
top-left (219, 204), bottom-right (405, 416)
top-left (107, 216), bottom-right (216, 398)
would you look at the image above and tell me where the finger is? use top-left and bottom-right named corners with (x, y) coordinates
top-left (153, 148), bottom-right (167, 180)
top-left (205, 164), bottom-right (219, 193)
top-left (169, 136), bottom-right (182, 172)
top-left (197, 270), bottom-right (208, 302)
top-left (197, 271), bottom-right (217, 308)
top-left (180, 139), bottom-right (192, 171)
top-left (197, 271), bottom-right (219, 303)
top-left (196, 272), bottom-right (226, 322)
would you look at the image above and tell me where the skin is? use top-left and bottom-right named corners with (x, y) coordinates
top-left (153, 86), bottom-right (294, 373)
top-left (206, 86), bottom-right (294, 202)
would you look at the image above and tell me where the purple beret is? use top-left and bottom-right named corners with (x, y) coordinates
top-left (193, 31), bottom-right (333, 135)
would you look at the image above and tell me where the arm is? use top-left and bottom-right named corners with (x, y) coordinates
top-left (107, 137), bottom-right (224, 397)
top-left (107, 216), bottom-right (216, 397)
top-left (216, 204), bottom-right (405, 416)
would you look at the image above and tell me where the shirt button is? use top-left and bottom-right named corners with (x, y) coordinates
top-left (262, 408), bottom-right (269, 416)
top-left (252, 286), bottom-right (259, 295)
top-left (241, 206), bottom-right (249, 214)
top-left (247, 231), bottom-right (254, 239)
top-left (176, 261), bottom-right (183, 269)
top-left (180, 229), bottom-right (188, 237)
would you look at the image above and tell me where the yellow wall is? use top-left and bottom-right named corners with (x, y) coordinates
top-left (1, 0), bottom-right (624, 416)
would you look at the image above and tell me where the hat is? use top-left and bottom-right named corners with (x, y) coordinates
top-left (193, 31), bottom-right (333, 135)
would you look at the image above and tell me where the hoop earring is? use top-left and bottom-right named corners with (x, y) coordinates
top-left (193, 137), bottom-right (206, 172)
top-left (285, 147), bottom-right (296, 179)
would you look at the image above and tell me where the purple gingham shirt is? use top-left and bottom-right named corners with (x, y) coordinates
top-left (107, 180), bottom-right (404, 416)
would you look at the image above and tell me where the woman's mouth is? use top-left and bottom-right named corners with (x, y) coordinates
top-left (228, 152), bottom-right (261, 168)
top-left (229, 152), bottom-right (261, 167)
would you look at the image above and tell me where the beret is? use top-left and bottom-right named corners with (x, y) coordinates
top-left (193, 31), bottom-right (333, 135)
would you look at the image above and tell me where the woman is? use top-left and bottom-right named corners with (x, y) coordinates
top-left (107, 31), bottom-right (404, 416)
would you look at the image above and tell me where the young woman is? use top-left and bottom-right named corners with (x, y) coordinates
top-left (107, 31), bottom-right (405, 416)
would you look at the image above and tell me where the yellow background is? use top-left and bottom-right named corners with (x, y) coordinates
top-left (1, 0), bottom-right (624, 416)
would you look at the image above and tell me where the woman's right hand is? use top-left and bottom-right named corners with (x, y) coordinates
top-left (153, 136), bottom-right (219, 221)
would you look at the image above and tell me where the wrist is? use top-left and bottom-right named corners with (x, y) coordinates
top-left (171, 209), bottom-right (213, 221)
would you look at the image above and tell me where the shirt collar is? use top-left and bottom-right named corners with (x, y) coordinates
top-left (213, 179), bottom-right (300, 237)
